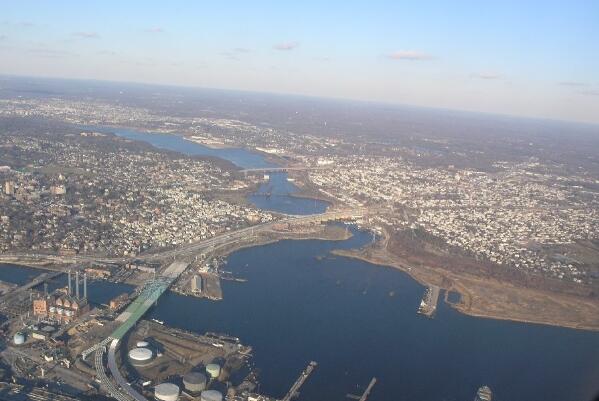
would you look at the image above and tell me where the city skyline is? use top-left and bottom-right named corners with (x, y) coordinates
top-left (1, 1), bottom-right (598, 124)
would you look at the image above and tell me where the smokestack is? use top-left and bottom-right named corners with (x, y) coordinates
top-left (75, 271), bottom-right (80, 299)
top-left (83, 273), bottom-right (87, 299)
top-left (68, 270), bottom-right (72, 296)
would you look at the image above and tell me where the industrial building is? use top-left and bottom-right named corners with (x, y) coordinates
top-left (32, 270), bottom-right (90, 324)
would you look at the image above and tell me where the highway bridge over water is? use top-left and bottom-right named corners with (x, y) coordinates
top-left (239, 165), bottom-right (333, 175)
top-left (83, 208), bottom-right (369, 401)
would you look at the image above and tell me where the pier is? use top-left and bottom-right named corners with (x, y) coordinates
top-left (346, 377), bottom-right (377, 401)
top-left (417, 285), bottom-right (440, 317)
top-left (281, 361), bottom-right (318, 401)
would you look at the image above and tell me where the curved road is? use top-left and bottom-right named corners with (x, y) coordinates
top-left (89, 208), bottom-right (369, 401)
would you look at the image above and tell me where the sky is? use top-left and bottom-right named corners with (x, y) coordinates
top-left (1, 1), bottom-right (598, 124)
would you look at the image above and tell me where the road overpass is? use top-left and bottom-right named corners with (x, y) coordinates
top-left (85, 208), bottom-right (369, 401)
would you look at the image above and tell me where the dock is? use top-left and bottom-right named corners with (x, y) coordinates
top-left (417, 285), bottom-right (440, 317)
top-left (281, 361), bottom-right (317, 401)
top-left (346, 377), bottom-right (377, 401)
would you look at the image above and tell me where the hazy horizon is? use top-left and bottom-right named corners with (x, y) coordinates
top-left (1, 1), bottom-right (598, 124)
top-left (3, 73), bottom-right (599, 132)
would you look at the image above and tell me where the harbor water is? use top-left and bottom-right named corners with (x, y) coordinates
top-left (1, 128), bottom-right (598, 400)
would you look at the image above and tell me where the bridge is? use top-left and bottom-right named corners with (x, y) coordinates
top-left (87, 261), bottom-right (189, 401)
top-left (0, 270), bottom-right (64, 318)
top-left (85, 208), bottom-right (368, 401)
top-left (239, 165), bottom-right (333, 174)
top-left (136, 208), bottom-right (369, 262)
top-left (0, 208), bottom-right (371, 265)
top-left (9, 270), bottom-right (63, 294)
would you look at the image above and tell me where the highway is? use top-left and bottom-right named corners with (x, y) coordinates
top-left (0, 208), bottom-right (369, 265)
top-left (136, 208), bottom-right (368, 262)
top-left (84, 208), bottom-right (368, 401)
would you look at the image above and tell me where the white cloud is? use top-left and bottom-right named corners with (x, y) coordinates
top-left (558, 81), bottom-right (588, 87)
top-left (72, 31), bottom-right (100, 39)
top-left (471, 72), bottom-right (502, 80)
top-left (387, 50), bottom-right (432, 60)
top-left (273, 42), bottom-right (299, 51)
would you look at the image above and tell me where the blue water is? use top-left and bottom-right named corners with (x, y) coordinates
top-left (146, 228), bottom-right (599, 401)
top-left (2, 127), bottom-right (597, 400)
top-left (109, 128), bottom-right (276, 170)
top-left (97, 127), bottom-right (329, 215)
top-left (0, 264), bottom-right (134, 306)
top-left (248, 172), bottom-right (329, 215)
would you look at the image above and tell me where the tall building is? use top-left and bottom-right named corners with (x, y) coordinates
top-left (3, 181), bottom-right (15, 196)
top-left (191, 274), bottom-right (203, 294)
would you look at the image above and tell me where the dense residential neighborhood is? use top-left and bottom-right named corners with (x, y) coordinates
top-left (0, 131), bottom-right (272, 257)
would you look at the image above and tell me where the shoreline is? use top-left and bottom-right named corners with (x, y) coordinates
top-left (200, 223), bottom-right (352, 261)
top-left (331, 247), bottom-right (599, 332)
top-left (182, 136), bottom-right (235, 149)
top-left (4, 223), bottom-right (598, 333)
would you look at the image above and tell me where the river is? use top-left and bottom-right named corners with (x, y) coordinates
top-left (1, 129), bottom-right (598, 400)
top-left (104, 127), bottom-right (330, 215)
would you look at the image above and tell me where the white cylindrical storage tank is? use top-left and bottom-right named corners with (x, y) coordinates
top-left (49, 306), bottom-right (56, 313)
top-left (183, 371), bottom-right (207, 392)
top-left (57, 308), bottom-right (64, 315)
top-left (13, 332), bottom-right (25, 345)
top-left (200, 390), bottom-right (223, 401)
top-left (136, 340), bottom-right (150, 348)
top-left (66, 310), bottom-right (74, 317)
top-left (155, 383), bottom-right (179, 401)
top-left (128, 347), bottom-right (153, 366)
top-left (205, 363), bottom-right (220, 379)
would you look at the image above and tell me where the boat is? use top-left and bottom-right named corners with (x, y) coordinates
top-left (151, 318), bottom-right (164, 325)
top-left (474, 385), bottom-right (493, 401)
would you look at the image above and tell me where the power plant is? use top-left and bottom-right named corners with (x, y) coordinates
top-left (32, 270), bottom-right (90, 324)
top-left (67, 270), bottom-right (88, 300)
